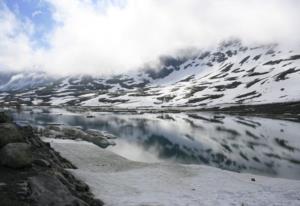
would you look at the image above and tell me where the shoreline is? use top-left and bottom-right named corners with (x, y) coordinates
top-left (2, 100), bottom-right (300, 123)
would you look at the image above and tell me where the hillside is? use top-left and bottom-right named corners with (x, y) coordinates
top-left (1, 40), bottom-right (300, 109)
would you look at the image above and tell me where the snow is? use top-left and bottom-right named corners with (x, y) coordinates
top-left (77, 45), bottom-right (300, 108)
top-left (1, 42), bottom-right (300, 108)
top-left (50, 96), bottom-right (76, 105)
top-left (48, 139), bottom-right (300, 206)
top-left (79, 93), bottom-right (96, 98)
top-left (0, 72), bottom-right (51, 91)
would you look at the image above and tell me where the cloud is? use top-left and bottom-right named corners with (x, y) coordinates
top-left (0, 3), bottom-right (36, 71)
top-left (1, 0), bottom-right (300, 75)
top-left (32, 10), bottom-right (42, 17)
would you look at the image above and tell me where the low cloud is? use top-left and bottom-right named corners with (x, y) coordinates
top-left (1, 0), bottom-right (300, 75)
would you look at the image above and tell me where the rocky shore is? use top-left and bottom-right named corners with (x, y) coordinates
top-left (0, 112), bottom-right (104, 206)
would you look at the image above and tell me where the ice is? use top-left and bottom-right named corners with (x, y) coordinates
top-left (49, 139), bottom-right (300, 206)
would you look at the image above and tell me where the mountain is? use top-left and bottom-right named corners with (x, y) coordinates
top-left (0, 71), bottom-right (53, 92)
top-left (1, 40), bottom-right (300, 109)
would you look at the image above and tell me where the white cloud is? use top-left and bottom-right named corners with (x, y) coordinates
top-left (0, 3), bottom-right (36, 72)
top-left (1, 0), bottom-right (300, 75)
top-left (32, 10), bottom-right (42, 17)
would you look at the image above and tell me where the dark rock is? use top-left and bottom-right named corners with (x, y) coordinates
top-left (275, 68), bottom-right (300, 81)
top-left (85, 137), bottom-right (110, 148)
top-left (0, 123), bottom-right (24, 148)
top-left (0, 112), bottom-right (12, 123)
top-left (91, 199), bottom-right (105, 206)
top-left (86, 115), bottom-right (95, 118)
top-left (16, 181), bottom-right (30, 199)
top-left (235, 91), bottom-right (257, 99)
top-left (0, 143), bottom-right (32, 169)
top-left (75, 182), bottom-right (89, 192)
top-left (251, 178), bottom-right (256, 182)
top-left (240, 56), bottom-right (250, 65)
top-left (29, 174), bottom-right (89, 206)
top-left (0, 122), bottom-right (102, 205)
top-left (33, 159), bottom-right (51, 168)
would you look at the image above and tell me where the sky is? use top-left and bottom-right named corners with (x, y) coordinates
top-left (0, 0), bottom-right (300, 76)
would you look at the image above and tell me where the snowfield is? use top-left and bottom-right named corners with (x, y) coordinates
top-left (1, 40), bottom-right (300, 108)
top-left (48, 139), bottom-right (300, 206)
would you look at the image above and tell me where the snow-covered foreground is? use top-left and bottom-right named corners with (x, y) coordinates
top-left (48, 139), bottom-right (300, 206)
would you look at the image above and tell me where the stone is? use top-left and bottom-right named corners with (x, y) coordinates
top-left (0, 112), bottom-right (12, 123)
top-left (33, 159), bottom-right (51, 168)
top-left (91, 199), bottom-right (104, 206)
top-left (0, 143), bottom-right (32, 169)
top-left (29, 174), bottom-right (89, 206)
top-left (0, 123), bottom-right (24, 148)
top-left (85, 136), bottom-right (110, 148)
top-left (62, 127), bottom-right (86, 140)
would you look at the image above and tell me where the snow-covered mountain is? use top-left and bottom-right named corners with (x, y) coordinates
top-left (0, 71), bottom-right (53, 92)
top-left (1, 40), bottom-right (300, 108)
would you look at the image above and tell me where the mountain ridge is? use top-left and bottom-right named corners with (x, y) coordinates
top-left (1, 40), bottom-right (300, 109)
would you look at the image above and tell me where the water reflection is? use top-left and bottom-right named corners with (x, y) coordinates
top-left (11, 108), bottom-right (300, 179)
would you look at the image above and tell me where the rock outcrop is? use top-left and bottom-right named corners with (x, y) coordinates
top-left (0, 143), bottom-right (32, 169)
top-left (0, 112), bottom-right (103, 206)
top-left (0, 123), bottom-right (24, 147)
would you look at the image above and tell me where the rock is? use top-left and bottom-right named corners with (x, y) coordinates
top-left (86, 115), bottom-right (95, 118)
top-left (16, 181), bottom-right (30, 199)
top-left (48, 125), bottom-right (61, 131)
top-left (75, 182), bottom-right (89, 192)
top-left (86, 129), bottom-right (117, 139)
top-left (0, 143), bottom-right (32, 169)
top-left (0, 123), bottom-right (24, 148)
top-left (91, 199), bottom-right (104, 206)
top-left (0, 112), bottom-right (12, 123)
top-left (33, 159), bottom-right (51, 168)
top-left (29, 137), bottom-right (42, 148)
top-left (85, 136), bottom-right (111, 148)
top-left (251, 178), bottom-right (256, 182)
top-left (29, 174), bottom-right (89, 206)
top-left (62, 127), bottom-right (86, 140)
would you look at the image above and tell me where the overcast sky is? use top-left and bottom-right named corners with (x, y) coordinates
top-left (0, 0), bottom-right (300, 75)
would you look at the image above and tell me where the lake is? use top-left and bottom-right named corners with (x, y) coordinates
top-left (8, 107), bottom-right (300, 180)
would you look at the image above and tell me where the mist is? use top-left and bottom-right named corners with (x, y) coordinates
top-left (0, 0), bottom-right (300, 75)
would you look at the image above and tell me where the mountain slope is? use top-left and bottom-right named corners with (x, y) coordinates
top-left (1, 41), bottom-right (300, 108)
top-left (0, 71), bottom-right (53, 92)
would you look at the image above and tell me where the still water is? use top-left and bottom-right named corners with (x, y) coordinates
top-left (9, 108), bottom-right (300, 180)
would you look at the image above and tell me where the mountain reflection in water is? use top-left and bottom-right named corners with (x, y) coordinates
top-left (12, 108), bottom-right (300, 179)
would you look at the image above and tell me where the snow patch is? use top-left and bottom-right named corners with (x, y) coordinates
top-left (49, 139), bottom-right (300, 206)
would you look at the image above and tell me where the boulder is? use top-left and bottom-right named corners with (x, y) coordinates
top-left (29, 174), bottom-right (89, 206)
top-left (84, 136), bottom-right (111, 148)
top-left (0, 123), bottom-right (24, 148)
top-left (62, 127), bottom-right (86, 139)
top-left (0, 112), bottom-right (12, 123)
top-left (0, 143), bottom-right (32, 169)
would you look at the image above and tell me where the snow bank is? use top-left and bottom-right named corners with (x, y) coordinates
top-left (48, 139), bottom-right (300, 206)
